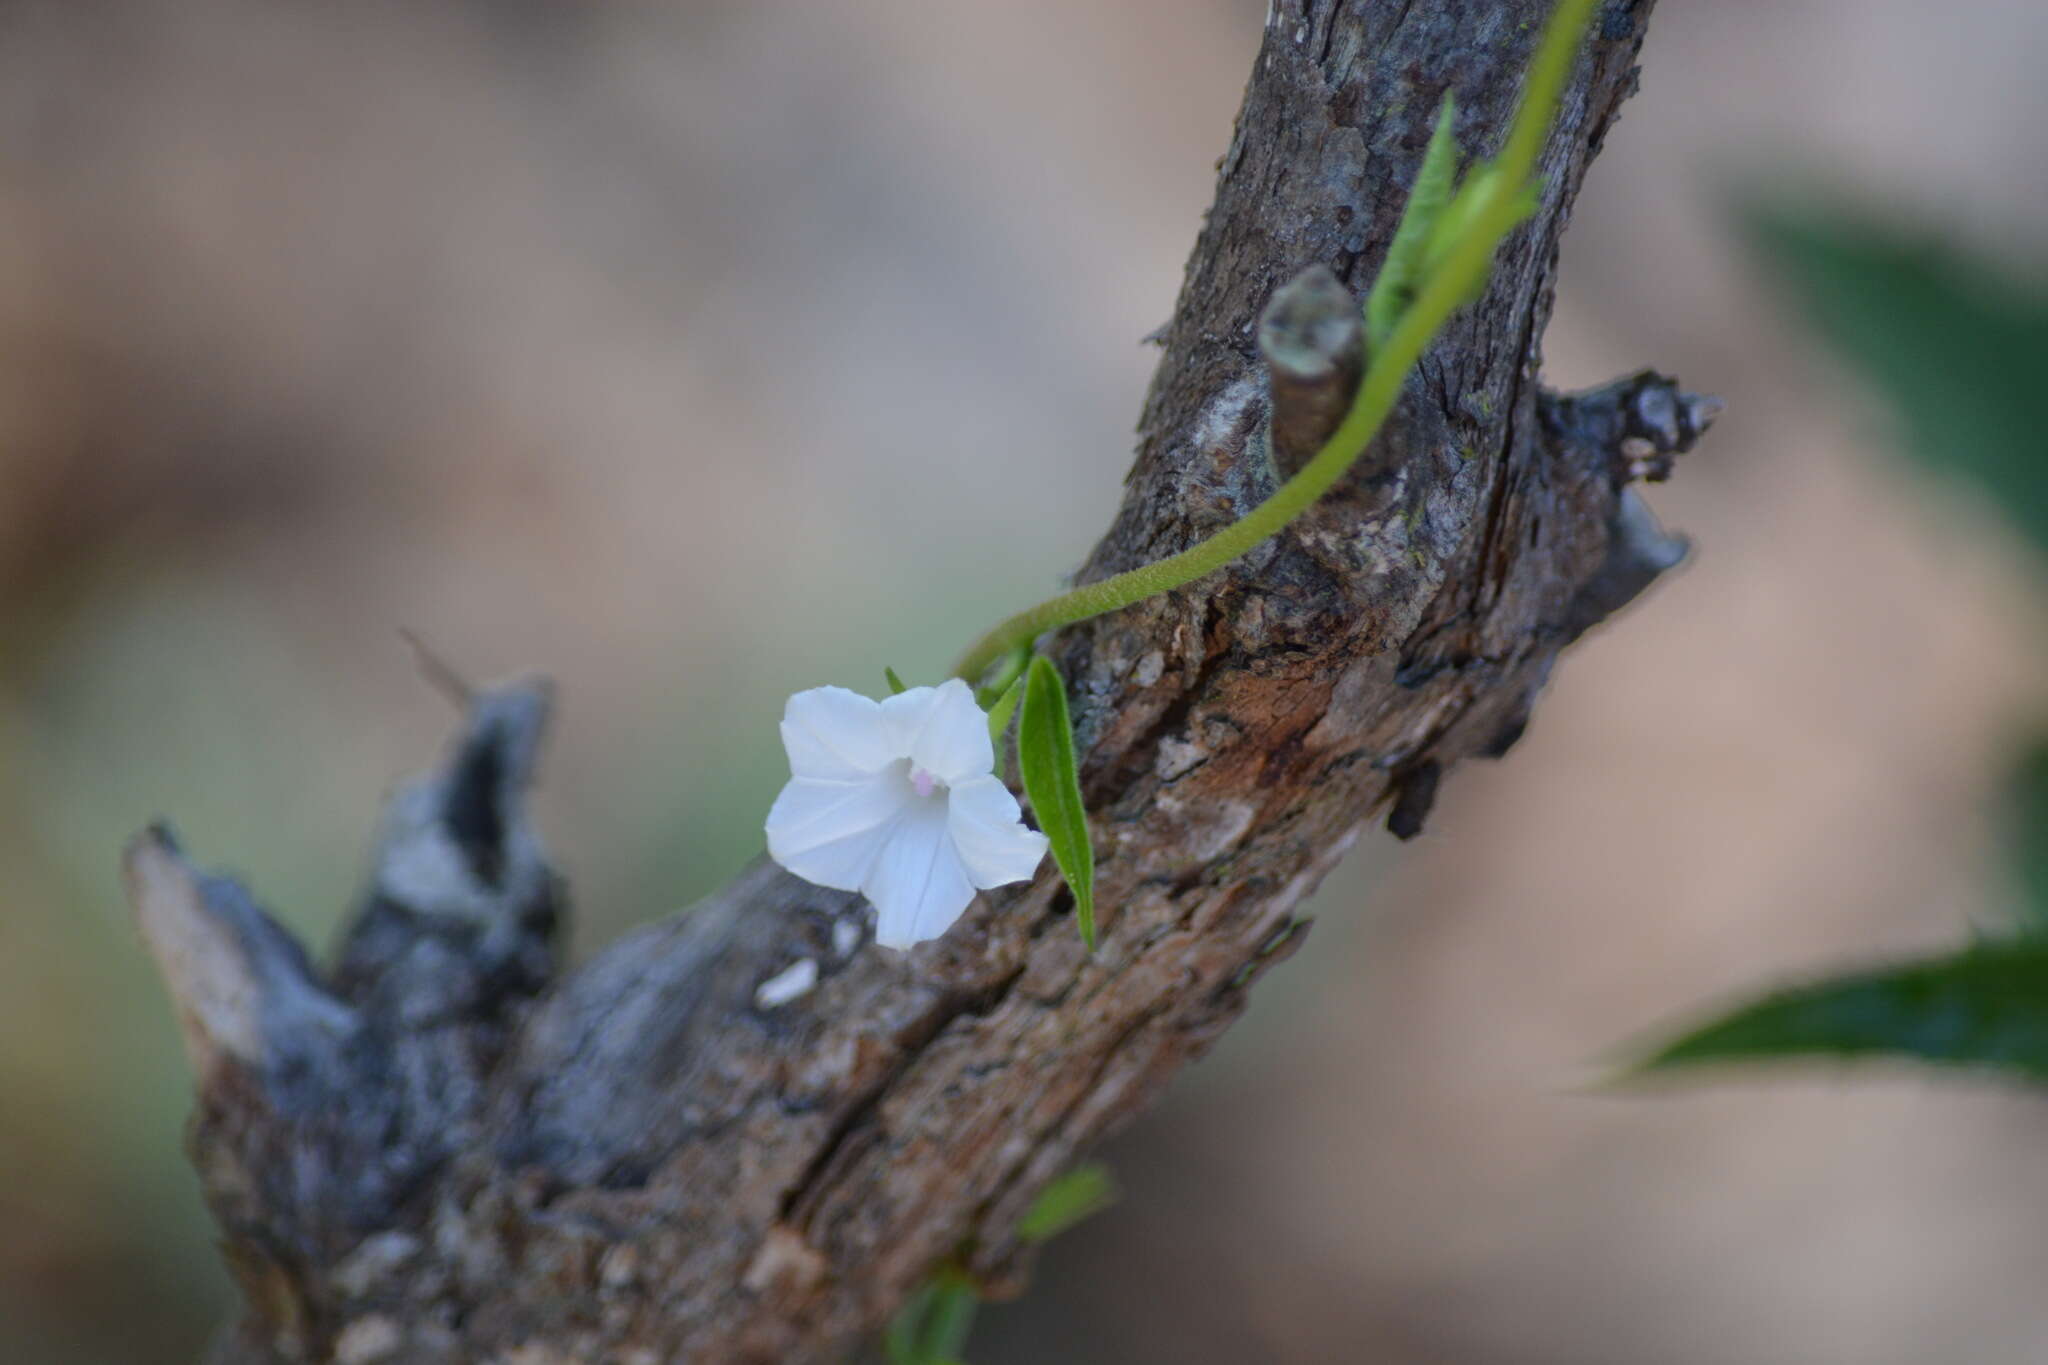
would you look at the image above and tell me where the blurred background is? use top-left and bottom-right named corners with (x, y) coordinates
top-left (1, 1), bottom-right (2044, 1361)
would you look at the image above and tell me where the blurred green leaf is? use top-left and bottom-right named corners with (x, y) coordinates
top-left (884, 1270), bottom-right (979, 1365)
top-left (884, 666), bottom-right (909, 695)
top-left (1635, 939), bottom-right (2048, 1082)
top-left (1422, 164), bottom-right (1535, 298)
top-left (972, 645), bottom-right (1030, 712)
top-left (2008, 740), bottom-right (2048, 932)
top-left (1017, 655), bottom-right (1095, 950)
top-left (1016, 1162), bottom-right (1117, 1245)
top-left (1744, 200), bottom-right (2048, 552)
top-left (985, 673), bottom-right (1023, 747)
top-left (877, 1166), bottom-right (1116, 1364)
top-left (1366, 95), bottom-right (1460, 349)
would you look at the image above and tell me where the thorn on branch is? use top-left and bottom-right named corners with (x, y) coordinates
top-left (1258, 264), bottom-right (1365, 478)
top-left (398, 626), bottom-right (476, 710)
top-left (128, 681), bottom-right (567, 1261)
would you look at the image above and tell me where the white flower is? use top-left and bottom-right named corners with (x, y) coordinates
top-left (766, 679), bottom-right (1049, 950)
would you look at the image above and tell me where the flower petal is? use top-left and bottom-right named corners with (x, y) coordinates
top-left (882, 677), bottom-right (993, 785)
top-left (765, 773), bottom-right (906, 891)
top-left (876, 685), bottom-right (936, 757)
top-left (863, 803), bottom-right (977, 949)
top-left (781, 686), bottom-right (898, 781)
top-left (947, 774), bottom-right (1050, 889)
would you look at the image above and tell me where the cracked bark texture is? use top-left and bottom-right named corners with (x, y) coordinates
top-left (133, 2), bottom-right (1717, 1361)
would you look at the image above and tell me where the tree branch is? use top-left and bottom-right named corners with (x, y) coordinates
top-left (138, 3), bottom-right (1716, 1361)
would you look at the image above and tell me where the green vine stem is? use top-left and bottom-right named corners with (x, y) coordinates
top-left (954, 0), bottom-right (1596, 685)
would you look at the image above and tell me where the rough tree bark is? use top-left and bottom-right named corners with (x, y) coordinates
top-left (130, 2), bottom-right (1717, 1361)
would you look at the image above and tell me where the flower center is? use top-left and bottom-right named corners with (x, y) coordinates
top-left (909, 765), bottom-right (942, 799)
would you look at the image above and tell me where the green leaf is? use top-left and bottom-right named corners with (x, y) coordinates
top-left (1365, 95), bottom-right (1459, 348)
top-left (1016, 1163), bottom-right (1117, 1244)
top-left (2006, 740), bottom-right (2048, 932)
top-left (1633, 938), bottom-right (2048, 1083)
top-left (984, 673), bottom-right (1024, 747)
top-left (1420, 166), bottom-right (1536, 297)
top-left (884, 1271), bottom-right (979, 1365)
top-left (879, 1167), bottom-right (1116, 1362)
top-left (919, 1279), bottom-right (977, 1363)
top-left (973, 645), bottom-right (1029, 711)
top-left (884, 666), bottom-right (909, 695)
top-left (1742, 200), bottom-right (2048, 553)
top-left (1017, 654), bottom-right (1096, 949)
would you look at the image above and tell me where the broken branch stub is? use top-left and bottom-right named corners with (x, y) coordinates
top-left (129, 823), bottom-right (357, 1087)
top-left (133, 679), bottom-right (562, 1282)
top-left (1258, 263), bottom-right (1367, 478)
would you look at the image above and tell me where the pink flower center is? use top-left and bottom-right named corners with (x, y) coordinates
top-left (909, 765), bottom-right (941, 799)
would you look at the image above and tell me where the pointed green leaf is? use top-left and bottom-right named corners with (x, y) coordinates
top-left (1421, 168), bottom-right (1495, 278)
top-left (1016, 1162), bottom-right (1118, 1244)
top-left (1633, 938), bottom-right (2048, 1083)
top-left (973, 645), bottom-right (1029, 711)
top-left (1419, 166), bottom-right (1537, 303)
top-left (884, 1271), bottom-right (979, 1365)
top-left (984, 672), bottom-right (1024, 747)
top-left (1018, 654), bottom-right (1096, 949)
top-left (882, 1288), bottom-right (922, 1365)
top-left (974, 650), bottom-right (1032, 712)
top-left (918, 1277), bottom-right (977, 1363)
top-left (1742, 200), bottom-right (2048, 553)
top-left (1366, 95), bottom-right (1460, 348)
top-left (884, 666), bottom-right (909, 695)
